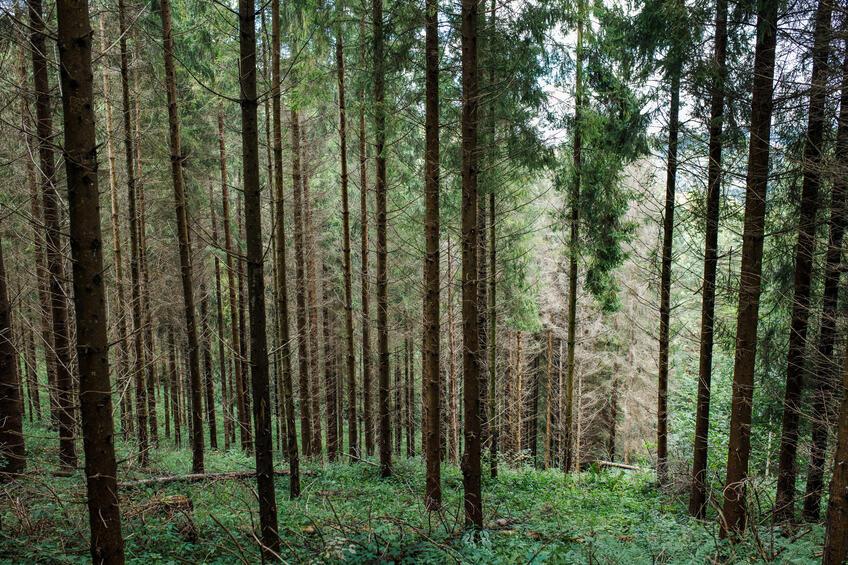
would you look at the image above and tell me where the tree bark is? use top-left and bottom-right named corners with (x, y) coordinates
top-left (238, 0), bottom-right (280, 554)
top-left (200, 286), bottom-right (217, 449)
top-left (373, 0), bottom-right (392, 478)
top-left (423, 0), bottom-right (441, 507)
top-left (823, 334), bottom-right (848, 564)
top-left (322, 262), bottom-right (339, 461)
top-left (336, 19), bottom-right (357, 464)
top-left (236, 198), bottom-right (252, 452)
top-left (359, 9), bottom-right (373, 458)
top-left (271, 0), bottom-right (300, 497)
top-left (168, 327), bottom-right (181, 446)
top-left (720, 0), bottom-right (778, 538)
top-left (461, 0), bottom-right (482, 527)
top-left (210, 186), bottom-right (231, 451)
top-left (159, 0), bottom-right (204, 473)
top-left (302, 151), bottom-right (323, 458)
top-left (689, 0), bottom-right (728, 518)
top-left (56, 1), bottom-right (125, 558)
top-left (0, 237), bottom-right (25, 476)
top-left (29, 0), bottom-right (76, 470)
top-left (291, 109), bottom-right (314, 457)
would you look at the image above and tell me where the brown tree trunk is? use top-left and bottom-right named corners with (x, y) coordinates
top-left (200, 286), bottom-right (217, 449)
top-left (210, 186), bottom-right (231, 451)
top-left (720, 0), bottom-right (778, 538)
top-left (609, 377), bottom-right (619, 461)
top-left (159, 0), bottom-right (204, 473)
top-left (545, 329), bottom-right (553, 468)
top-left (24, 318), bottom-right (41, 423)
top-left (0, 237), bottom-right (25, 475)
top-left (657, 50), bottom-right (682, 487)
top-left (488, 154), bottom-right (497, 478)
top-left (802, 14), bottom-right (843, 521)
top-left (29, 0), bottom-right (76, 471)
top-left (323, 262), bottom-right (339, 461)
top-left (169, 328), bottom-right (181, 447)
top-left (689, 0), bottom-right (728, 518)
top-left (303, 155), bottom-right (323, 458)
top-left (336, 20), bottom-right (357, 463)
top-left (447, 237), bottom-right (458, 465)
top-left (563, 0), bottom-right (583, 475)
top-left (823, 335), bottom-right (848, 564)
top-left (359, 10), bottom-right (373, 457)
top-left (238, 0), bottom-right (280, 554)
top-left (56, 1), bottom-right (125, 558)
top-left (461, 0), bottom-right (482, 527)
top-left (374, 0), bottom-right (392, 478)
top-left (236, 198), bottom-right (252, 452)
top-left (271, 0), bottom-right (299, 496)
top-left (290, 109), bottom-right (314, 457)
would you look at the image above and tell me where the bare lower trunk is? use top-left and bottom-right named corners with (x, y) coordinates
top-left (0, 238), bottom-right (25, 475)
top-left (56, 2), bottom-right (125, 558)
top-left (823, 335), bottom-right (848, 564)
top-left (721, 0), bottom-right (778, 537)
top-left (359, 10), bottom-right (373, 457)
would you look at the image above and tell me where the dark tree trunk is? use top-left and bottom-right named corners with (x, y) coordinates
top-left (608, 377), bottom-right (619, 461)
top-left (55, 1), bottom-right (125, 558)
top-left (236, 199), bottom-right (253, 452)
top-left (0, 237), bottom-right (25, 475)
top-left (238, 0), bottom-right (280, 554)
top-left (201, 286), bottom-right (217, 449)
top-left (461, 0), bottom-right (482, 528)
top-left (272, 0), bottom-right (300, 496)
top-left (406, 336), bottom-right (415, 457)
top-left (772, 0), bottom-right (832, 522)
top-left (488, 144), bottom-right (497, 478)
top-left (210, 186), bottom-right (230, 451)
top-left (359, 10), bottom-right (373, 458)
top-left (374, 0), bottom-right (392, 478)
top-left (689, 0), bottom-right (728, 518)
top-left (159, 0), bottom-right (204, 473)
top-left (657, 53), bottom-right (681, 488)
top-left (302, 155), bottom-right (323, 459)
top-left (322, 262), bottom-right (338, 461)
top-left (29, 0), bottom-right (76, 470)
top-left (823, 335), bottom-right (848, 564)
top-left (563, 3), bottom-right (583, 475)
top-left (720, 0), bottom-right (778, 538)
top-left (291, 109), bottom-right (314, 457)
top-left (169, 327), bottom-right (181, 447)
top-left (545, 329), bottom-right (553, 468)
top-left (336, 21), bottom-right (356, 464)
top-left (423, 0), bottom-right (442, 509)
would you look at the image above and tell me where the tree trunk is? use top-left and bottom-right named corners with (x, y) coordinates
top-left (210, 186), bottom-right (231, 451)
top-left (720, 0), bottom-right (778, 537)
top-left (563, 0), bottom-right (583, 475)
top-left (271, 0), bottom-right (299, 496)
top-left (823, 335), bottom-right (848, 564)
top-left (373, 0), bottom-right (392, 478)
top-left (302, 153), bottom-right (323, 458)
top-left (0, 237), bottom-right (25, 476)
top-left (200, 286), bottom-right (217, 449)
top-left (29, 0), bottom-right (76, 470)
top-left (689, 0), bottom-right (728, 518)
top-left (609, 377), bottom-right (619, 461)
top-left (336, 20), bottom-right (357, 464)
top-left (359, 10), bottom-right (373, 458)
top-left (236, 198), bottom-right (252, 452)
top-left (488, 152), bottom-right (497, 478)
top-left (323, 262), bottom-right (338, 461)
top-left (169, 327), bottom-right (181, 447)
top-left (447, 237), bottom-right (458, 465)
top-left (238, 0), bottom-right (280, 554)
top-left (291, 109), bottom-right (314, 457)
top-left (55, 1), bottom-right (125, 558)
top-left (159, 0), bottom-right (204, 473)
top-left (545, 329), bottom-right (553, 468)
top-left (461, 0), bottom-right (482, 527)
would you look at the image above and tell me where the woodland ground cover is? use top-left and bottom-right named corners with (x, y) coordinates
top-left (0, 422), bottom-right (825, 564)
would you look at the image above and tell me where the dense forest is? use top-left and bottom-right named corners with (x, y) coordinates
top-left (1, 0), bottom-right (848, 562)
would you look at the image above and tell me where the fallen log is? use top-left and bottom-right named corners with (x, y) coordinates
top-left (118, 469), bottom-right (313, 490)
top-left (590, 460), bottom-right (640, 471)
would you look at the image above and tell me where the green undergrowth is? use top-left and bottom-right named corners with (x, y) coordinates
top-left (0, 427), bottom-right (825, 564)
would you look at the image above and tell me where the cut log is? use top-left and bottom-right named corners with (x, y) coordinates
top-left (589, 460), bottom-right (640, 471)
top-left (118, 470), bottom-right (312, 489)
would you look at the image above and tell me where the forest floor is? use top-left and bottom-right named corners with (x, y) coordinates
top-left (0, 423), bottom-right (826, 564)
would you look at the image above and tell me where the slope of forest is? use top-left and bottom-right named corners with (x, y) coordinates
top-left (1, 0), bottom-right (848, 563)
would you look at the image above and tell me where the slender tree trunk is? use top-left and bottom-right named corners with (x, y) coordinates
top-left (545, 329), bottom-right (553, 468)
top-left (657, 52), bottom-right (682, 487)
top-left (159, 0), bottom-right (204, 473)
top-left (563, 1), bottom-right (583, 475)
top-left (238, 1), bottom-right (280, 554)
top-left (373, 0), bottom-right (392, 478)
top-left (488, 151), bottom-right (497, 478)
top-left (200, 286), bottom-right (217, 449)
top-left (423, 0), bottom-right (441, 506)
top-left (271, 1), bottom-right (299, 496)
top-left (359, 9), bottom-right (373, 457)
top-left (447, 237), bottom-right (458, 465)
top-left (689, 0), bottom-right (728, 518)
top-left (290, 109), bottom-right (314, 457)
top-left (303, 158), bottom-right (323, 458)
top-left (169, 328), bottom-right (181, 446)
top-left (56, 2), bottom-right (125, 558)
top-left (823, 334), bottom-right (848, 564)
top-left (323, 262), bottom-right (339, 461)
top-left (29, 0), bottom-right (76, 470)
top-left (210, 187), bottom-right (231, 451)
top-left (24, 319), bottom-right (41, 423)
top-left (461, 0), bottom-right (482, 527)
top-left (236, 199), bottom-right (252, 452)
top-left (336, 20), bottom-right (357, 464)
top-left (609, 376), bottom-right (619, 460)
top-left (802, 15), bottom-right (843, 522)
top-left (0, 237), bottom-right (25, 475)
top-left (720, 0), bottom-right (778, 537)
